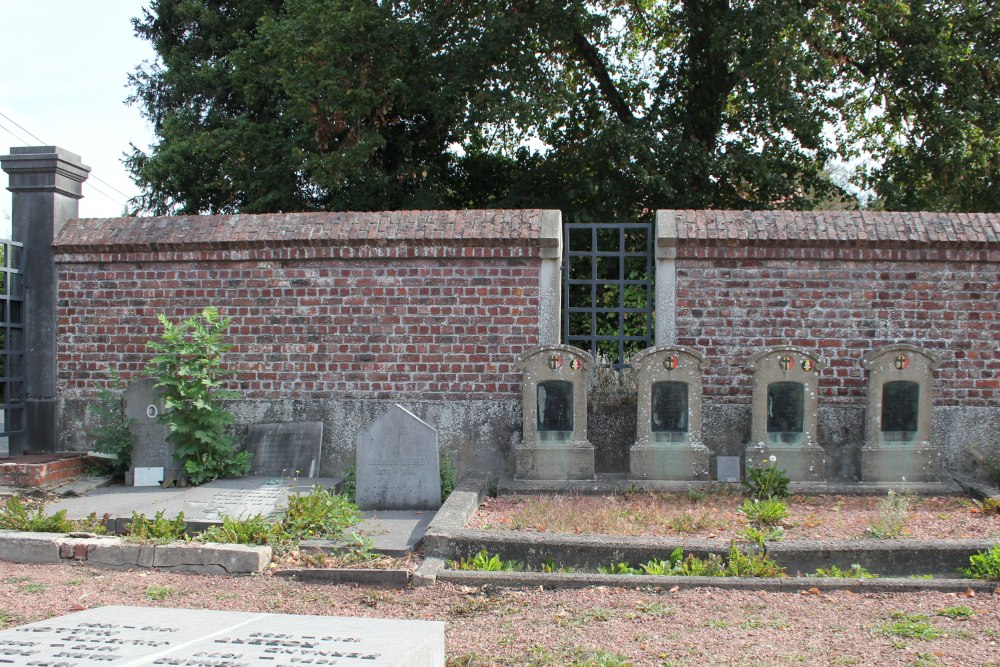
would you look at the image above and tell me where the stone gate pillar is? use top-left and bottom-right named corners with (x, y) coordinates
top-left (0, 147), bottom-right (90, 453)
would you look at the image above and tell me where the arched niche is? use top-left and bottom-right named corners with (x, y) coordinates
top-left (514, 345), bottom-right (595, 480)
top-left (860, 344), bottom-right (941, 482)
top-left (629, 345), bottom-right (709, 480)
top-left (746, 346), bottom-right (827, 482)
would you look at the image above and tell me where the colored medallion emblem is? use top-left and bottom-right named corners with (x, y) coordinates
top-left (570, 358), bottom-right (582, 371)
top-left (548, 354), bottom-right (563, 370)
top-left (895, 353), bottom-right (909, 370)
top-left (779, 355), bottom-right (794, 371)
top-left (801, 358), bottom-right (814, 372)
top-left (663, 355), bottom-right (679, 371)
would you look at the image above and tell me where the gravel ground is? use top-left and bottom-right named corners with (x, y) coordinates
top-left (1, 561), bottom-right (999, 666)
top-left (470, 494), bottom-right (1000, 542)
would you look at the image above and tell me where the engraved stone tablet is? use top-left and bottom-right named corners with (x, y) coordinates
top-left (766, 381), bottom-right (803, 437)
top-left (536, 380), bottom-right (573, 438)
top-left (0, 605), bottom-right (444, 667)
top-left (124, 379), bottom-right (180, 486)
top-left (355, 405), bottom-right (440, 511)
top-left (244, 422), bottom-right (323, 477)
top-left (651, 381), bottom-right (688, 434)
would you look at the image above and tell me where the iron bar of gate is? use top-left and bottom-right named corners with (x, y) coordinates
top-left (562, 223), bottom-right (654, 368)
top-left (0, 239), bottom-right (25, 442)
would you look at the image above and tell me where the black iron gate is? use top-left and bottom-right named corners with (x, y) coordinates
top-left (0, 239), bottom-right (24, 443)
top-left (562, 223), bottom-right (654, 367)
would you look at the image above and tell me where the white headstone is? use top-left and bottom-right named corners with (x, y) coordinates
top-left (0, 605), bottom-right (444, 666)
top-left (355, 405), bottom-right (440, 511)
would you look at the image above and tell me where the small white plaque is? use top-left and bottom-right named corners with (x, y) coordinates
top-left (133, 466), bottom-right (165, 487)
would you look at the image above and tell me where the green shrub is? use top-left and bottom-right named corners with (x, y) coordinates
top-left (87, 368), bottom-right (135, 478)
top-left (125, 511), bottom-right (188, 543)
top-left (440, 455), bottom-right (456, 502)
top-left (145, 307), bottom-right (250, 485)
top-left (282, 485), bottom-right (361, 540)
top-left (963, 544), bottom-right (1000, 580)
top-left (738, 498), bottom-right (789, 526)
top-left (742, 463), bottom-right (791, 500)
top-left (865, 490), bottom-right (912, 539)
top-left (812, 564), bottom-right (878, 579)
top-left (199, 514), bottom-right (288, 548)
top-left (451, 549), bottom-right (520, 571)
top-left (0, 496), bottom-right (73, 533)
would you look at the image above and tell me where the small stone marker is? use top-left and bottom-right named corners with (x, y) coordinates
top-left (0, 605), bottom-right (444, 666)
top-left (244, 421), bottom-right (323, 477)
top-left (124, 379), bottom-right (178, 486)
top-left (355, 404), bottom-right (440, 511)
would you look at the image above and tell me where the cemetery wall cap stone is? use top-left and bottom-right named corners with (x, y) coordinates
top-left (53, 209), bottom-right (555, 252)
top-left (516, 344), bottom-right (594, 370)
top-left (629, 344), bottom-right (706, 367)
top-left (862, 344), bottom-right (941, 369)
top-left (658, 209), bottom-right (1000, 246)
top-left (748, 346), bottom-right (826, 372)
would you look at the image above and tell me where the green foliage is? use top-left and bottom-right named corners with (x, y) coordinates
top-left (145, 307), bottom-right (250, 485)
top-left (963, 544), bottom-right (1000, 580)
top-left (0, 496), bottom-right (73, 533)
top-left (738, 498), bottom-right (789, 526)
top-left (198, 513), bottom-right (287, 547)
top-left (145, 586), bottom-right (174, 601)
top-left (812, 564), bottom-right (878, 579)
top-left (598, 561), bottom-right (641, 575)
top-left (880, 612), bottom-right (943, 640)
top-left (125, 511), bottom-right (188, 543)
top-left (342, 466), bottom-right (356, 502)
top-left (738, 526), bottom-right (784, 548)
top-left (866, 490), bottom-right (913, 539)
top-left (936, 605), bottom-right (974, 619)
top-left (742, 464), bottom-right (791, 500)
top-left (540, 557), bottom-right (574, 574)
top-left (87, 368), bottom-right (135, 477)
top-left (597, 545), bottom-right (784, 578)
top-left (282, 485), bottom-right (362, 540)
top-left (451, 549), bottom-right (520, 572)
top-left (440, 456), bottom-right (456, 503)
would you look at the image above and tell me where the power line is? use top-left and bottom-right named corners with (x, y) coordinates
top-left (0, 121), bottom-right (31, 147)
top-left (0, 109), bottom-right (131, 205)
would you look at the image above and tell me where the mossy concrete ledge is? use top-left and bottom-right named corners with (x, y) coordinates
top-left (0, 530), bottom-right (271, 574)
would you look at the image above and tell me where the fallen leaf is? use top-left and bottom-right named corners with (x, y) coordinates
top-left (669, 586), bottom-right (680, 593)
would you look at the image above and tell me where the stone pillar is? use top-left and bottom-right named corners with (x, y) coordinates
top-left (538, 210), bottom-right (562, 345)
top-left (654, 210), bottom-right (677, 345)
top-left (0, 147), bottom-right (90, 454)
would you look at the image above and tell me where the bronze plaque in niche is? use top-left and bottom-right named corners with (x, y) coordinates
top-left (651, 381), bottom-right (689, 433)
top-left (767, 382), bottom-right (803, 438)
top-left (537, 380), bottom-right (573, 433)
top-left (881, 380), bottom-right (919, 441)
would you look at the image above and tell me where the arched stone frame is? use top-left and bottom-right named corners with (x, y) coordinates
top-left (514, 344), bottom-right (595, 480)
top-left (860, 344), bottom-right (941, 482)
top-left (746, 346), bottom-right (827, 481)
top-left (629, 345), bottom-right (709, 480)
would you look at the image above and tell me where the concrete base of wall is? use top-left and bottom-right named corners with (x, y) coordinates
top-left (514, 442), bottom-right (595, 480)
top-left (746, 442), bottom-right (826, 482)
top-left (629, 443), bottom-right (710, 481)
top-left (861, 443), bottom-right (941, 482)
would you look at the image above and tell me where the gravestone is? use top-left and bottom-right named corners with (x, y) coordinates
top-left (244, 421), bottom-right (323, 477)
top-left (0, 605), bottom-right (444, 667)
top-left (861, 344), bottom-right (941, 482)
top-left (355, 405), bottom-right (440, 511)
top-left (123, 379), bottom-right (178, 487)
top-left (745, 347), bottom-right (826, 482)
top-left (514, 345), bottom-right (595, 480)
top-left (630, 345), bottom-right (710, 480)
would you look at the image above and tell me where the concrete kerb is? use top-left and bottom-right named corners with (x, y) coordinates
top-left (273, 568), bottom-right (411, 587)
top-left (0, 530), bottom-right (271, 574)
top-left (420, 475), bottom-right (1000, 591)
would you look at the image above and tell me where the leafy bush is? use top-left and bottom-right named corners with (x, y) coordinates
top-left (87, 368), bottom-right (135, 477)
top-left (451, 549), bottom-right (520, 571)
top-left (125, 511), bottom-right (188, 543)
top-left (145, 307), bottom-right (250, 485)
top-left (742, 462), bottom-right (791, 500)
top-left (199, 513), bottom-right (288, 547)
top-left (812, 564), bottom-right (878, 579)
top-left (739, 498), bottom-right (789, 526)
top-left (0, 496), bottom-right (73, 533)
top-left (283, 485), bottom-right (361, 540)
top-left (963, 544), bottom-right (1000, 580)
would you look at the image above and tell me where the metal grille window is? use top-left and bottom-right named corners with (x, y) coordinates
top-left (562, 223), bottom-right (654, 367)
top-left (0, 239), bottom-right (24, 441)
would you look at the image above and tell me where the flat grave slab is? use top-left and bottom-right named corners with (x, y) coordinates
top-left (45, 477), bottom-right (341, 526)
top-left (0, 605), bottom-right (444, 666)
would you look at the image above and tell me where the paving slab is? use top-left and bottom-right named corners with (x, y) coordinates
top-left (304, 510), bottom-right (434, 557)
top-left (0, 605), bottom-right (444, 666)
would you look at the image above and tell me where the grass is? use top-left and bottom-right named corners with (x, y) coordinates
top-left (20, 582), bottom-right (47, 593)
top-left (865, 491), bottom-right (913, 539)
top-left (0, 611), bottom-right (15, 630)
top-left (936, 605), bottom-right (974, 619)
top-left (880, 612), bottom-right (944, 640)
top-left (145, 585), bottom-right (174, 600)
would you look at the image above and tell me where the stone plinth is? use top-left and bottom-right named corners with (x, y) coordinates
top-left (515, 345), bottom-right (595, 480)
top-left (629, 345), bottom-right (709, 480)
top-left (746, 347), bottom-right (826, 482)
top-left (861, 345), bottom-right (941, 483)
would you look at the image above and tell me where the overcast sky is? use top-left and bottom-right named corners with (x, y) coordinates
top-left (0, 1), bottom-right (155, 235)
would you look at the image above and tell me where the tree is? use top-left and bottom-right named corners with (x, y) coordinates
top-left (127, 0), bottom-right (1000, 219)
